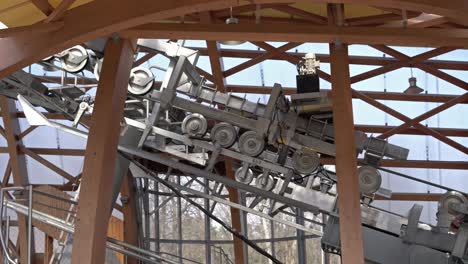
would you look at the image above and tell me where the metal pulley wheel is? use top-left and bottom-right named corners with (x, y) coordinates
top-left (439, 191), bottom-right (467, 215)
top-left (182, 114), bottom-right (208, 137)
top-left (255, 174), bottom-right (275, 191)
top-left (292, 150), bottom-right (320, 174)
top-left (128, 67), bottom-right (155, 95)
top-left (235, 166), bottom-right (254, 185)
top-left (93, 58), bottom-right (103, 80)
top-left (357, 166), bottom-right (382, 194)
top-left (211, 122), bottom-right (237, 148)
top-left (238, 131), bottom-right (265, 157)
top-left (59, 45), bottom-right (89, 73)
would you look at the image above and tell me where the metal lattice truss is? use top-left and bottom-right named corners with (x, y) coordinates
top-left (0, 1), bottom-right (467, 264)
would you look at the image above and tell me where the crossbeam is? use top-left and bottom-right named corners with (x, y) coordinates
top-left (121, 23), bottom-right (468, 48)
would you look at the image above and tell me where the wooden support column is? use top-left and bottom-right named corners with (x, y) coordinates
top-left (329, 41), bottom-right (365, 264)
top-left (0, 96), bottom-right (34, 263)
top-left (44, 235), bottom-right (53, 264)
top-left (328, 4), bottom-right (364, 264)
top-left (70, 37), bottom-right (135, 264)
top-left (202, 11), bottom-right (246, 264)
top-left (120, 172), bottom-right (139, 264)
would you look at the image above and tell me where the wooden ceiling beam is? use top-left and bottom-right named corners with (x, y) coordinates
top-left (409, 16), bottom-right (449, 28)
top-left (346, 13), bottom-right (403, 26)
top-left (121, 23), bottom-right (468, 48)
top-left (377, 93), bottom-right (468, 140)
top-left (352, 89), bottom-right (468, 154)
top-left (320, 158), bottom-right (468, 169)
top-left (0, 0), bottom-right (240, 80)
top-left (30, 0), bottom-right (54, 16)
top-left (193, 47), bottom-right (468, 71)
top-left (213, 3), bottom-right (282, 18)
top-left (223, 42), bottom-right (300, 77)
top-left (272, 5), bottom-right (327, 24)
top-left (44, 0), bottom-right (78, 23)
top-left (350, 46), bottom-right (455, 83)
top-left (252, 41), bottom-right (299, 64)
top-left (227, 84), bottom-right (468, 103)
top-left (356, 125), bottom-right (468, 137)
top-left (372, 45), bottom-right (468, 91)
top-left (1, 0), bottom-right (468, 81)
top-left (375, 193), bottom-right (449, 202)
top-left (0, 22), bottom-right (63, 38)
top-left (133, 52), bottom-right (157, 67)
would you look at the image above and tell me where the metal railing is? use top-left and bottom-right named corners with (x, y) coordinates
top-left (211, 246), bottom-right (234, 264)
top-left (0, 185), bottom-right (186, 264)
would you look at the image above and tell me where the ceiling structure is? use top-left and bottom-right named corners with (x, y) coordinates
top-left (0, 0), bottom-right (466, 264)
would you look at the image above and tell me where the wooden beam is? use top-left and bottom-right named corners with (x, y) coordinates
top-left (213, 4), bottom-right (282, 18)
top-left (0, 96), bottom-right (34, 264)
top-left (202, 12), bottom-right (226, 90)
top-left (0, 0), bottom-right (237, 79)
top-left (355, 124), bottom-right (468, 137)
top-left (71, 37), bottom-right (135, 264)
top-left (378, 93), bottom-right (468, 140)
top-left (223, 42), bottom-right (300, 77)
top-left (320, 158), bottom-right (468, 170)
top-left (120, 172), bottom-right (139, 264)
top-left (0, 22), bottom-right (64, 38)
top-left (329, 4), bottom-right (364, 261)
top-left (1, 161), bottom-right (12, 188)
top-left (225, 158), bottom-right (246, 264)
top-left (22, 147), bottom-right (85, 156)
top-left (371, 45), bottom-right (468, 91)
top-left (346, 13), bottom-right (403, 26)
top-left (252, 41), bottom-right (299, 64)
top-left (351, 47), bottom-right (455, 83)
top-left (193, 47), bottom-right (468, 71)
top-left (44, 0), bottom-right (78, 23)
top-left (30, 0), bottom-right (54, 16)
top-left (202, 11), bottom-right (246, 263)
top-left (133, 52), bottom-right (156, 67)
top-left (272, 5), bottom-right (327, 24)
top-left (21, 146), bottom-right (75, 181)
top-left (121, 22), bottom-right (468, 48)
top-left (375, 193), bottom-right (444, 201)
top-left (44, 235), bottom-right (54, 264)
top-left (18, 126), bottom-right (38, 140)
top-left (0, 0), bottom-right (30, 16)
top-left (1, 0), bottom-right (468, 80)
top-left (352, 89), bottom-right (468, 154)
top-left (227, 84), bottom-right (468, 104)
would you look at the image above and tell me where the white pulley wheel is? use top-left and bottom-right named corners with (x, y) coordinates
top-left (293, 151), bottom-right (320, 174)
top-left (358, 166), bottom-right (382, 194)
top-left (238, 131), bottom-right (265, 157)
top-left (93, 58), bottom-right (103, 80)
top-left (211, 122), bottom-right (237, 148)
top-left (128, 67), bottom-right (155, 95)
top-left (60, 45), bottom-right (89, 73)
top-left (235, 167), bottom-right (254, 185)
top-left (439, 191), bottom-right (467, 215)
top-left (255, 174), bottom-right (275, 191)
top-left (182, 114), bottom-right (208, 137)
